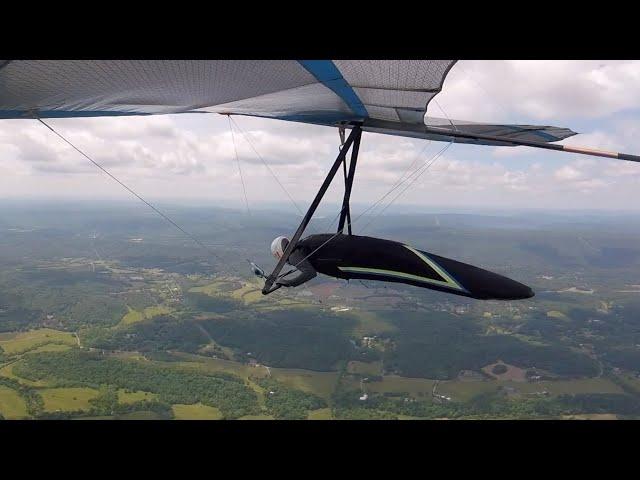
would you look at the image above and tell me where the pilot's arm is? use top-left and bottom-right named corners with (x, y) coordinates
top-left (276, 250), bottom-right (317, 288)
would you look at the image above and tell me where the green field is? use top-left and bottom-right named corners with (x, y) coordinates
top-left (520, 378), bottom-right (624, 396)
top-left (348, 361), bottom-right (383, 376)
top-left (238, 414), bottom-right (274, 420)
top-left (270, 369), bottom-right (339, 400)
top-left (230, 282), bottom-right (264, 304)
top-left (41, 387), bottom-right (100, 412)
top-left (437, 380), bottom-right (499, 402)
top-left (0, 385), bottom-right (28, 419)
top-left (28, 343), bottom-right (73, 354)
top-left (561, 414), bottom-right (618, 420)
top-left (0, 329), bottom-right (77, 355)
top-left (120, 307), bottom-right (144, 325)
top-left (190, 279), bottom-right (241, 296)
top-left (437, 377), bottom-right (624, 402)
top-left (117, 411), bottom-right (164, 420)
top-left (172, 403), bottom-right (223, 420)
top-left (170, 355), bottom-right (260, 379)
top-left (308, 408), bottom-right (333, 420)
top-left (349, 311), bottom-right (396, 337)
top-left (119, 305), bottom-right (172, 326)
top-left (366, 375), bottom-right (436, 398)
top-left (167, 353), bottom-right (339, 400)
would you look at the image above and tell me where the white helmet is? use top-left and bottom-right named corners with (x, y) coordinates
top-left (271, 236), bottom-right (290, 260)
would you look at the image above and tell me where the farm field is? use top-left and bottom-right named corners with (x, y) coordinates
top-left (172, 403), bottom-right (223, 420)
top-left (366, 375), bottom-right (436, 398)
top-left (0, 329), bottom-right (77, 356)
top-left (0, 385), bottom-right (28, 419)
top-left (119, 305), bottom-right (172, 326)
top-left (41, 388), bottom-right (100, 412)
top-left (308, 408), bottom-right (333, 420)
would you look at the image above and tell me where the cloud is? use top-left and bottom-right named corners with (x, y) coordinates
top-left (555, 165), bottom-right (585, 181)
top-left (437, 60), bottom-right (640, 122)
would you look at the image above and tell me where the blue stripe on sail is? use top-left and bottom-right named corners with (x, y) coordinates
top-left (297, 60), bottom-right (368, 119)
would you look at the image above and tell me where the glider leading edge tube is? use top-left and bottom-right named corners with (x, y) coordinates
top-left (423, 125), bottom-right (640, 163)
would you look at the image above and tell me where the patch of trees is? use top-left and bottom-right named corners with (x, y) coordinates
top-left (111, 401), bottom-right (174, 419)
top-left (603, 349), bottom-right (640, 371)
top-left (381, 312), bottom-right (599, 379)
top-left (14, 350), bottom-right (259, 419)
top-left (120, 255), bottom-right (212, 275)
top-left (492, 364), bottom-right (508, 375)
top-left (201, 310), bottom-right (357, 371)
top-left (0, 292), bottom-right (43, 331)
top-left (519, 313), bottom-right (565, 339)
top-left (333, 407), bottom-right (398, 420)
top-left (257, 378), bottom-right (326, 420)
top-left (20, 267), bottom-right (124, 288)
top-left (0, 307), bottom-right (43, 332)
top-left (184, 292), bottom-right (241, 313)
top-left (556, 393), bottom-right (640, 415)
top-left (333, 386), bottom-right (640, 419)
top-left (332, 388), bottom-right (461, 419)
top-left (84, 316), bottom-right (209, 353)
top-left (66, 297), bottom-right (127, 328)
top-left (0, 376), bottom-right (43, 417)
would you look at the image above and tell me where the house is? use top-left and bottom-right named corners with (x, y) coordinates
top-left (433, 394), bottom-right (451, 402)
top-left (361, 336), bottom-right (377, 348)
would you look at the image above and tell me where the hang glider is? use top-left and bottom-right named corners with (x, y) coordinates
top-left (1, 59), bottom-right (638, 296)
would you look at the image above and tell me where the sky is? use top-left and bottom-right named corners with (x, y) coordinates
top-left (1, 60), bottom-right (640, 212)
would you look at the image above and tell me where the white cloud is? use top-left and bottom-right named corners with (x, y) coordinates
top-left (555, 165), bottom-right (585, 181)
top-left (437, 60), bottom-right (640, 122)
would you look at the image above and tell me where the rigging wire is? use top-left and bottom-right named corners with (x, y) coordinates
top-left (35, 117), bottom-right (239, 275)
top-left (358, 141), bottom-right (452, 234)
top-left (354, 139), bottom-right (432, 224)
top-left (228, 116), bottom-right (251, 215)
top-left (229, 116), bottom-right (305, 218)
top-left (229, 116), bottom-right (332, 235)
top-left (357, 99), bottom-right (456, 234)
top-left (433, 98), bottom-right (458, 132)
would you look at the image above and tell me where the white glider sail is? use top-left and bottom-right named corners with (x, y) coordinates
top-left (0, 59), bottom-right (638, 161)
top-left (0, 60), bottom-right (454, 124)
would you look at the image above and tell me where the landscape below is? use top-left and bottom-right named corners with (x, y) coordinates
top-left (1, 203), bottom-right (640, 420)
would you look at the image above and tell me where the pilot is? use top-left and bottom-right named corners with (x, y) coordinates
top-left (269, 233), bottom-right (534, 300)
